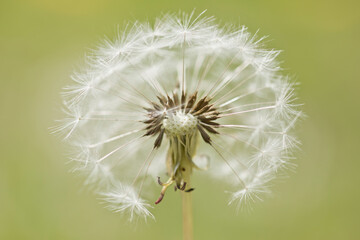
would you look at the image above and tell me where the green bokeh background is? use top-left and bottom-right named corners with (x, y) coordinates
top-left (1, 0), bottom-right (359, 239)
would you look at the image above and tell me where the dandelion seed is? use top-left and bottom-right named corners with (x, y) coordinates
top-left (55, 10), bottom-right (301, 222)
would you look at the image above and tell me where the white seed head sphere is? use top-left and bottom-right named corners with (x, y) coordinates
top-left (163, 112), bottom-right (198, 136)
top-left (54, 10), bottom-right (302, 221)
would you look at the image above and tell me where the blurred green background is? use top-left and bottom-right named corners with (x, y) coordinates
top-left (1, 0), bottom-right (359, 239)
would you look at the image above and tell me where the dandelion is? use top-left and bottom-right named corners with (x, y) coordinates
top-left (53, 10), bottom-right (301, 239)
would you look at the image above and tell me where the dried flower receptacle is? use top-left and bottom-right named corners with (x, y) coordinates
top-left (143, 91), bottom-right (221, 203)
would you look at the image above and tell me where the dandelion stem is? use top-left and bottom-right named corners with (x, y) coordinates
top-left (181, 159), bottom-right (193, 240)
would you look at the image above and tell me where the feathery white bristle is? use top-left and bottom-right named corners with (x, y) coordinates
top-left (101, 184), bottom-right (154, 222)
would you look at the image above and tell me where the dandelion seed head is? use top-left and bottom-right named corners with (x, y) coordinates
top-left (55, 10), bottom-right (302, 220)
